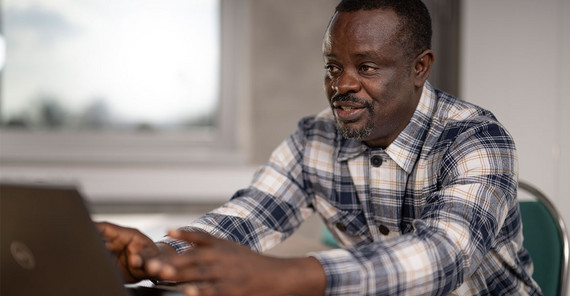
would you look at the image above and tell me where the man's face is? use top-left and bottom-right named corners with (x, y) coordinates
top-left (323, 9), bottom-right (421, 148)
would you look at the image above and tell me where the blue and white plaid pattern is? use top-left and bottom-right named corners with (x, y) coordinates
top-left (161, 83), bottom-right (542, 295)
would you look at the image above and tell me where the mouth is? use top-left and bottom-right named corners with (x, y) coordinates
top-left (332, 101), bottom-right (368, 122)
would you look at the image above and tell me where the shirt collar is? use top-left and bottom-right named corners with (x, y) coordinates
top-left (336, 82), bottom-right (438, 174)
top-left (336, 137), bottom-right (368, 162)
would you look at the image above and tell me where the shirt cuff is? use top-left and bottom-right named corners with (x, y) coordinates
top-left (308, 248), bottom-right (365, 296)
top-left (157, 237), bottom-right (193, 254)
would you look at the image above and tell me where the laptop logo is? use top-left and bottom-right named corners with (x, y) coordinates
top-left (10, 241), bottom-right (36, 270)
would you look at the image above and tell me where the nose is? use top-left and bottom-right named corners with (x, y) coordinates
top-left (333, 70), bottom-right (361, 95)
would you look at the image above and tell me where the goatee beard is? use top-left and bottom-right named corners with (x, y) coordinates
top-left (338, 122), bottom-right (374, 140)
top-left (330, 94), bottom-right (375, 140)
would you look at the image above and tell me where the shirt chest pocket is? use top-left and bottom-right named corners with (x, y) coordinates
top-left (313, 195), bottom-right (371, 247)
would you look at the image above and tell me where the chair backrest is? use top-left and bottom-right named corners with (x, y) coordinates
top-left (519, 181), bottom-right (569, 296)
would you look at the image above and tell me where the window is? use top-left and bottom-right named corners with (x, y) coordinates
top-left (0, 0), bottom-right (247, 165)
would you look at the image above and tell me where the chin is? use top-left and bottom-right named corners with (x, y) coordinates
top-left (337, 124), bottom-right (373, 140)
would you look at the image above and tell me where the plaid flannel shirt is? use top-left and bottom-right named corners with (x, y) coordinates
top-left (162, 83), bottom-right (542, 295)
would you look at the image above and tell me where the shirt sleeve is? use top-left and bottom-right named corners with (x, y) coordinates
top-left (310, 120), bottom-right (520, 295)
top-left (159, 119), bottom-right (316, 253)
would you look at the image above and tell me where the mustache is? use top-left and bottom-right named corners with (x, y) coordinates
top-left (330, 94), bottom-right (372, 108)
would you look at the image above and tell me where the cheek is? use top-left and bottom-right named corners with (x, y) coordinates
top-left (365, 85), bottom-right (400, 118)
top-left (363, 82), bottom-right (389, 105)
top-left (324, 77), bottom-right (334, 98)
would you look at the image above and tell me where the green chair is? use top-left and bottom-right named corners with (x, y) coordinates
top-left (519, 181), bottom-right (569, 296)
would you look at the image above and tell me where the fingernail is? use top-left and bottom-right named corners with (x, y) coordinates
top-left (184, 285), bottom-right (199, 296)
top-left (146, 259), bottom-right (162, 274)
top-left (169, 229), bottom-right (181, 237)
top-left (161, 264), bottom-right (176, 278)
top-left (130, 255), bottom-right (143, 267)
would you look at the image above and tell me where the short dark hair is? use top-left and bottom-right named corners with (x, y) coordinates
top-left (335, 0), bottom-right (432, 60)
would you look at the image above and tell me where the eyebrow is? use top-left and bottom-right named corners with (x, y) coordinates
top-left (353, 50), bottom-right (381, 59)
top-left (323, 50), bottom-right (383, 61)
top-left (324, 50), bottom-right (377, 56)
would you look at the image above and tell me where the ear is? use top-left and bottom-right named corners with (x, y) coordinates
top-left (413, 49), bottom-right (434, 88)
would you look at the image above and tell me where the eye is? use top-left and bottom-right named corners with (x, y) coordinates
top-left (359, 64), bottom-right (377, 73)
top-left (325, 64), bottom-right (341, 76)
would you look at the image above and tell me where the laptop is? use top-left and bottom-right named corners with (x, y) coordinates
top-left (0, 183), bottom-right (183, 296)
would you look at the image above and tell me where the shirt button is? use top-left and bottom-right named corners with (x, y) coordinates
top-left (370, 155), bottom-right (383, 167)
top-left (378, 224), bottom-right (390, 235)
top-left (335, 223), bottom-right (347, 232)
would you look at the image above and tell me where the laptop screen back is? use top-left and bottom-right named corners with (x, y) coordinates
top-left (0, 183), bottom-right (130, 296)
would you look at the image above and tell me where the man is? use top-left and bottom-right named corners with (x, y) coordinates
top-left (98, 0), bottom-right (542, 295)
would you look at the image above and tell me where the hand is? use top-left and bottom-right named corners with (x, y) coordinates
top-left (96, 221), bottom-right (176, 283)
top-left (150, 230), bottom-right (326, 296)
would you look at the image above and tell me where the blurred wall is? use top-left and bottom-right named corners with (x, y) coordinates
top-left (461, 0), bottom-right (569, 230)
top-left (247, 0), bottom-right (336, 164)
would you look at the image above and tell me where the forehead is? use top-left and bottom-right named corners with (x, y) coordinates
top-left (323, 9), bottom-right (402, 56)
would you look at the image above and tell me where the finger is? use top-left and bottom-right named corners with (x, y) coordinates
top-left (146, 253), bottom-right (196, 280)
top-left (97, 221), bottom-right (137, 240)
top-left (175, 263), bottom-right (224, 283)
top-left (152, 258), bottom-right (225, 283)
top-left (96, 221), bottom-right (124, 244)
top-left (95, 221), bottom-right (110, 233)
top-left (168, 230), bottom-right (216, 247)
top-left (128, 253), bottom-right (144, 268)
top-left (151, 260), bottom-right (177, 279)
top-left (97, 222), bottom-right (159, 280)
top-left (165, 248), bottom-right (221, 268)
top-left (132, 241), bottom-right (161, 261)
top-left (188, 282), bottom-right (227, 296)
top-left (123, 235), bottom-right (157, 268)
top-left (145, 258), bottom-right (164, 276)
top-left (97, 222), bottom-right (138, 250)
top-left (184, 285), bottom-right (200, 296)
